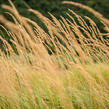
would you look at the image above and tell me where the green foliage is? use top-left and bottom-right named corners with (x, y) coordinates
top-left (0, 0), bottom-right (109, 31)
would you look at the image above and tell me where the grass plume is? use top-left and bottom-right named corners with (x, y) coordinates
top-left (0, 0), bottom-right (109, 109)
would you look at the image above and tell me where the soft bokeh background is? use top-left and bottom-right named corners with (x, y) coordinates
top-left (0, 0), bottom-right (109, 30)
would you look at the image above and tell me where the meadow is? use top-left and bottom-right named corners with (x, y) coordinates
top-left (0, 1), bottom-right (109, 109)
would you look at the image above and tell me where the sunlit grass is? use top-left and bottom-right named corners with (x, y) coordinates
top-left (0, 0), bottom-right (109, 109)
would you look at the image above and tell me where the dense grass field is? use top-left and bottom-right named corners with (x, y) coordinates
top-left (0, 1), bottom-right (109, 109)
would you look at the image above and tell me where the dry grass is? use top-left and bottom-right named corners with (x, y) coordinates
top-left (63, 1), bottom-right (109, 32)
top-left (0, 0), bottom-right (109, 109)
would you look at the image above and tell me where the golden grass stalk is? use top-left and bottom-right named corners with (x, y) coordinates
top-left (0, 0), bottom-right (109, 109)
top-left (63, 1), bottom-right (109, 32)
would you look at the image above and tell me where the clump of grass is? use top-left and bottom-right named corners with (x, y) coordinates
top-left (0, 0), bottom-right (109, 109)
top-left (63, 1), bottom-right (109, 32)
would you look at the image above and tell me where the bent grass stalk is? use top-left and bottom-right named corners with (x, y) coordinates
top-left (0, 0), bottom-right (109, 109)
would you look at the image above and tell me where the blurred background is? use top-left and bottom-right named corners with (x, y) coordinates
top-left (0, 0), bottom-right (109, 31)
